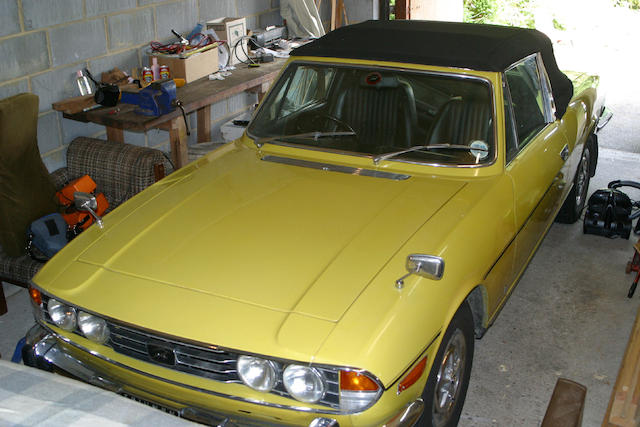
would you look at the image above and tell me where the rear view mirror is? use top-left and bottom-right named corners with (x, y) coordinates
top-left (74, 192), bottom-right (103, 229)
top-left (395, 254), bottom-right (445, 289)
top-left (406, 254), bottom-right (444, 280)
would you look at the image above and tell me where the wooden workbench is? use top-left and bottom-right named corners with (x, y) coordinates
top-left (63, 59), bottom-right (285, 168)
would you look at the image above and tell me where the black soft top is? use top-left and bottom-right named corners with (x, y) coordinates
top-left (292, 20), bottom-right (573, 117)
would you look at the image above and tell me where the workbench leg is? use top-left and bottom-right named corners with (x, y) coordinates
top-left (169, 118), bottom-right (188, 169)
top-left (197, 105), bottom-right (211, 143)
top-left (106, 126), bottom-right (124, 143)
top-left (0, 283), bottom-right (8, 316)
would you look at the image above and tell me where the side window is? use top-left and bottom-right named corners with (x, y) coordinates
top-left (504, 55), bottom-right (548, 149)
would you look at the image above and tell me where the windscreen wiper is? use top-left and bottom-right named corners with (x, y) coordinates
top-left (373, 143), bottom-right (488, 165)
top-left (253, 131), bottom-right (356, 148)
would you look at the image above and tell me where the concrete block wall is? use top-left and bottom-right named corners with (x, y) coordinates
top-left (0, 0), bottom-right (283, 171)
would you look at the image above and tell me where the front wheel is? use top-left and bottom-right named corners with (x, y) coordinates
top-left (419, 302), bottom-right (474, 427)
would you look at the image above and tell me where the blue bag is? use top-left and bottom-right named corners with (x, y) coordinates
top-left (26, 213), bottom-right (68, 261)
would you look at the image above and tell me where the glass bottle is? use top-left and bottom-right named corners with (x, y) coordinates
top-left (76, 70), bottom-right (92, 96)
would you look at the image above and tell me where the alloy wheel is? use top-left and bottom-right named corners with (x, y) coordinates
top-left (575, 148), bottom-right (590, 208)
top-left (432, 329), bottom-right (467, 426)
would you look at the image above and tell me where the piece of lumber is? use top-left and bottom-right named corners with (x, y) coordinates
top-left (541, 378), bottom-right (586, 427)
top-left (52, 95), bottom-right (96, 115)
top-left (603, 306), bottom-right (640, 427)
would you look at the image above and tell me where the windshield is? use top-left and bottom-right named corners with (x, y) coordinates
top-left (248, 62), bottom-right (495, 166)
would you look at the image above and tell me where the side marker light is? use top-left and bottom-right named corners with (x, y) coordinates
top-left (398, 357), bottom-right (427, 394)
top-left (29, 287), bottom-right (42, 306)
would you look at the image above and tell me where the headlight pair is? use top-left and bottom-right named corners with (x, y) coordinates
top-left (237, 356), bottom-right (327, 403)
top-left (237, 355), bottom-right (381, 411)
top-left (47, 298), bottom-right (110, 344)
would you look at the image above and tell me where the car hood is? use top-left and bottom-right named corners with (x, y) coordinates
top-left (38, 144), bottom-right (466, 355)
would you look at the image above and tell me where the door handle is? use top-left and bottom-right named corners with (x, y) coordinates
top-left (560, 145), bottom-right (569, 162)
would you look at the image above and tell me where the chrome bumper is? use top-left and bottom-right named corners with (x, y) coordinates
top-left (23, 323), bottom-right (423, 427)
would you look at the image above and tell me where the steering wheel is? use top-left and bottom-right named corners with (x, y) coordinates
top-left (297, 113), bottom-right (356, 135)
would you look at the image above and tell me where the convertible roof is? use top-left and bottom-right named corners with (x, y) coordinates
top-left (291, 20), bottom-right (573, 117)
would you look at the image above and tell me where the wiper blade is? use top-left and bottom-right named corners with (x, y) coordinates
top-left (373, 144), bottom-right (488, 165)
top-left (253, 131), bottom-right (356, 148)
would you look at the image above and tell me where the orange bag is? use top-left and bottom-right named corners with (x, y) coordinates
top-left (57, 175), bottom-right (96, 206)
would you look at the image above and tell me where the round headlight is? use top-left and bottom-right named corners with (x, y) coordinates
top-left (237, 356), bottom-right (277, 392)
top-left (47, 299), bottom-right (77, 331)
top-left (77, 311), bottom-right (110, 344)
top-left (283, 365), bottom-right (326, 403)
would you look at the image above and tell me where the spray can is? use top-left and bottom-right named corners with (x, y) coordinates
top-left (142, 67), bottom-right (153, 84)
top-left (160, 65), bottom-right (170, 79)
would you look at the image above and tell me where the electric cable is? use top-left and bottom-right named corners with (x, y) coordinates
top-left (233, 36), bottom-right (258, 65)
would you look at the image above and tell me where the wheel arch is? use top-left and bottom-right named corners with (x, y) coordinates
top-left (465, 285), bottom-right (489, 339)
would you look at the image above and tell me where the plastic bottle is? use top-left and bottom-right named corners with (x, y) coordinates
top-left (76, 70), bottom-right (92, 96)
top-left (151, 57), bottom-right (160, 81)
top-left (187, 23), bottom-right (204, 44)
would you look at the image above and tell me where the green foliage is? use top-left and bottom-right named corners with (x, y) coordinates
top-left (613, 0), bottom-right (640, 9)
top-left (463, 0), bottom-right (537, 28)
top-left (463, 0), bottom-right (497, 23)
top-left (552, 18), bottom-right (565, 30)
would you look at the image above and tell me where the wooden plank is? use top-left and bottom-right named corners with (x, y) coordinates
top-left (197, 105), bottom-right (211, 143)
top-left (541, 378), bottom-right (586, 427)
top-left (52, 95), bottom-right (96, 115)
top-left (604, 306), bottom-right (640, 426)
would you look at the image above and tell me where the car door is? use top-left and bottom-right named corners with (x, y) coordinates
top-left (504, 53), bottom-right (570, 285)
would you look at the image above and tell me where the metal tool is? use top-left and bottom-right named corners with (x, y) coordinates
top-left (120, 80), bottom-right (190, 135)
top-left (120, 79), bottom-right (177, 116)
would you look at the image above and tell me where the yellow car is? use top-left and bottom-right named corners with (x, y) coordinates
top-left (24, 20), bottom-right (605, 426)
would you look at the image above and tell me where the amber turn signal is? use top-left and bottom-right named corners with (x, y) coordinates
top-left (29, 287), bottom-right (42, 306)
top-left (397, 357), bottom-right (427, 394)
top-left (340, 370), bottom-right (379, 391)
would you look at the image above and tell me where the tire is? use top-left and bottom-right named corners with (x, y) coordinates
top-left (556, 143), bottom-right (592, 224)
top-left (419, 302), bottom-right (474, 427)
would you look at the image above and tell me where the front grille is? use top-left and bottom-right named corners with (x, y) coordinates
top-left (108, 323), bottom-right (240, 383)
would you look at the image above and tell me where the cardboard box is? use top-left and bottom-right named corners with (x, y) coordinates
top-left (207, 17), bottom-right (248, 66)
top-left (150, 47), bottom-right (219, 83)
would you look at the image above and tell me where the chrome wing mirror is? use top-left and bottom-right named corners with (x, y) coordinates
top-left (395, 254), bottom-right (444, 289)
top-left (74, 192), bottom-right (104, 229)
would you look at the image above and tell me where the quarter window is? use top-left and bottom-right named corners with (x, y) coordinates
top-left (504, 55), bottom-right (548, 148)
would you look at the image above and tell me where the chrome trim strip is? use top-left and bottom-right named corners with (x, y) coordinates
top-left (34, 321), bottom-right (346, 416)
top-left (262, 155), bottom-right (411, 180)
top-left (383, 399), bottom-right (425, 427)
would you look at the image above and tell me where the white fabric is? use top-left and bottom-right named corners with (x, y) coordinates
top-left (280, 0), bottom-right (325, 38)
